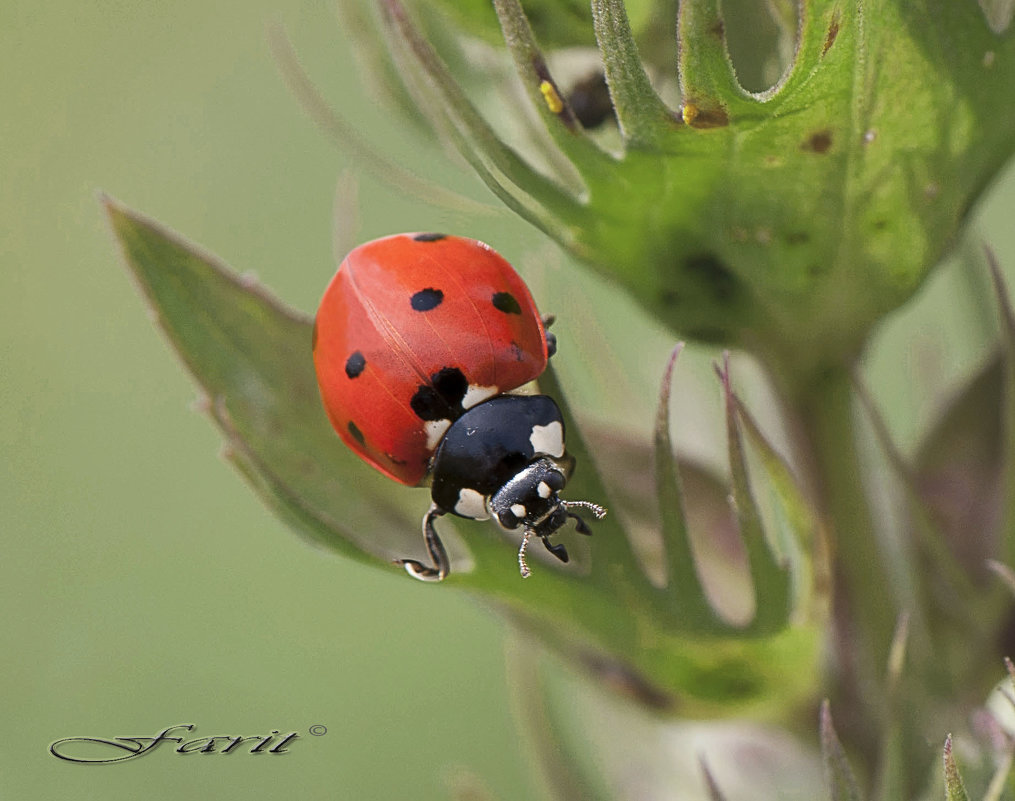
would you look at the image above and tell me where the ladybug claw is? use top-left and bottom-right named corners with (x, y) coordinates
top-left (542, 538), bottom-right (569, 563)
top-left (398, 504), bottom-right (450, 582)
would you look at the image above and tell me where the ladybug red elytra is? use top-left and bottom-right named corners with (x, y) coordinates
top-left (312, 233), bottom-right (605, 581)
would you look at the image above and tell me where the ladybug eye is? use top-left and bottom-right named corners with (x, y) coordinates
top-left (491, 291), bottom-right (522, 314)
top-left (410, 288), bottom-right (444, 311)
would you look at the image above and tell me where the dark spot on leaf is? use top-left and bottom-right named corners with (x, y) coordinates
top-left (345, 350), bottom-right (366, 379)
top-left (492, 291), bottom-right (522, 314)
top-left (577, 651), bottom-right (675, 710)
top-left (873, 219), bottom-right (889, 231)
top-left (785, 231), bottom-right (810, 245)
top-left (411, 287), bottom-right (444, 311)
top-left (347, 421), bottom-right (365, 446)
top-left (410, 367), bottom-right (468, 421)
top-left (803, 129), bottom-right (833, 153)
top-left (683, 103), bottom-right (729, 129)
top-left (659, 289), bottom-right (682, 307)
top-left (413, 232), bottom-right (446, 242)
top-left (710, 19), bottom-right (725, 38)
top-left (684, 253), bottom-right (738, 302)
top-left (823, 17), bottom-right (840, 56)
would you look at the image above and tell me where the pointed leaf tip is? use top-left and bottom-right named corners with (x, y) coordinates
top-left (716, 352), bottom-right (793, 633)
top-left (590, 0), bottom-right (678, 147)
top-left (653, 342), bottom-right (723, 629)
top-left (943, 734), bottom-right (971, 801)
top-left (820, 700), bottom-right (863, 801)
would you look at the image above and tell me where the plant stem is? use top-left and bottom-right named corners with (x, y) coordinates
top-left (783, 361), bottom-right (899, 767)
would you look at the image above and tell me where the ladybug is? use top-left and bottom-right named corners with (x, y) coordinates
top-left (312, 233), bottom-right (606, 581)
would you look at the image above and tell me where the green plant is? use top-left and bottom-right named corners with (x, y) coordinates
top-left (106, 0), bottom-right (1015, 797)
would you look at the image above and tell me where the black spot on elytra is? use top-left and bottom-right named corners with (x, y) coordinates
top-left (804, 129), bottom-right (833, 153)
top-left (684, 253), bottom-right (738, 302)
top-left (413, 232), bottom-right (446, 242)
top-left (492, 291), bottom-right (522, 314)
top-left (347, 421), bottom-right (365, 446)
top-left (345, 350), bottom-right (366, 379)
top-left (411, 288), bottom-right (444, 312)
top-left (410, 367), bottom-right (468, 421)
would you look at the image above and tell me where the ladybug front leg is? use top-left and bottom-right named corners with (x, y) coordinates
top-left (396, 503), bottom-right (451, 582)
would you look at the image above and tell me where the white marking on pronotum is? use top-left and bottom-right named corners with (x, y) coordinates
top-left (462, 384), bottom-right (498, 410)
top-left (424, 419), bottom-right (451, 450)
top-left (510, 503), bottom-right (527, 519)
top-left (454, 488), bottom-right (490, 520)
top-left (529, 421), bottom-right (564, 458)
top-left (537, 481), bottom-right (552, 499)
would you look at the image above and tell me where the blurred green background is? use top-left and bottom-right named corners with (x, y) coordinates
top-left (1, 2), bottom-right (544, 798)
top-left (3, 1), bottom-right (1015, 799)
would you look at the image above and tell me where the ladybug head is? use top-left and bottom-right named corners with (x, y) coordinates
top-left (488, 458), bottom-right (606, 577)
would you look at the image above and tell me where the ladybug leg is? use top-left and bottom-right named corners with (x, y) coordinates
top-left (541, 314), bottom-right (557, 359)
top-left (396, 504), bottom-right (450, 582)
top-left (541, 536), bottom-right (569, 563)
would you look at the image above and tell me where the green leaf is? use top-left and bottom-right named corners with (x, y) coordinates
top-left (729, 377), bottom-right (827, 626)
top-left (373, 0), bottom-right (1015, 388)
top-left (103, 196), bottom-right (422, 568)
top-left (653, 343), bottom-right (725, 627)
top-left (820, 700), bottom-right (864, 801)
top-left (492, 0), bottom-right (611, 174)
top-left (943, 734), bottom-right (971, 801)
top-left (716, 355), bottom-right (792, 634)
top-left (591, 0), bottom-right (679, 147)
top-left (107, 200), bottom-right (822, 716)
top-left (376, 0), bottom-right (590, 246)
top-left (419, 0), bottom-right (597, 48)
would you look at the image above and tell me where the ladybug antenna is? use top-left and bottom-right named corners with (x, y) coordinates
top-left (562, 499), bottom-right (607, 535)
top-left (518, 529), bottom-right (534, 578)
